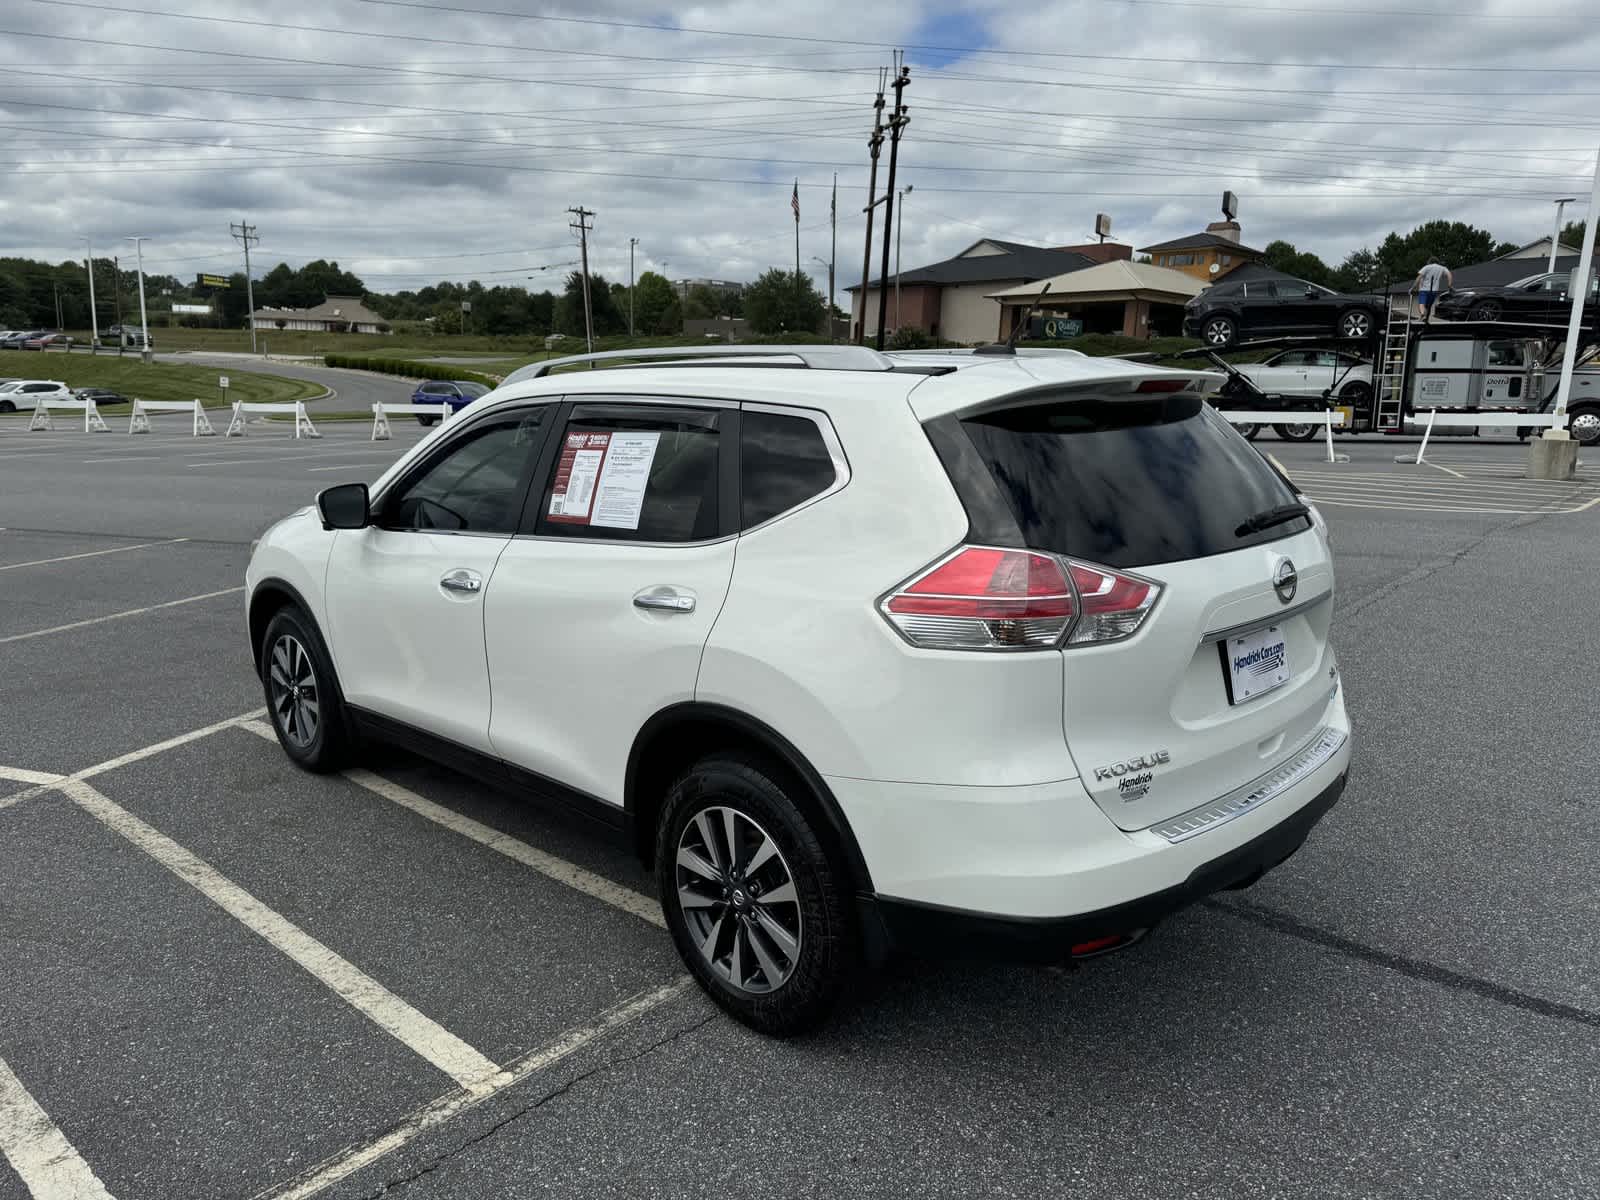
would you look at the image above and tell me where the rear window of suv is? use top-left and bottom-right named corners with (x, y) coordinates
top-left (926, 392), bottom-right (1311, 568)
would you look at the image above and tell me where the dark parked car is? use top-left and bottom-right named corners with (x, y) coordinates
top-left (1433, 269), bottom-right (1599, 325)
top-left (73, 387), bottom-right (128, 407)
top-left (1184, 277), bottom-right (1384, 347)
top-left (410, 379), bottom-right (490, 425)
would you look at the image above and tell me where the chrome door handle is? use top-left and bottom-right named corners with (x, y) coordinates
top-left (633, 587), bottom-right (696, 613)
top-left (440, 569), bottom-right (483, 594)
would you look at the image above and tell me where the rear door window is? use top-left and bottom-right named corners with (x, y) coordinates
top-left (739, 409), bottom-right (837, 529)
top-left (532, 403), bottom-right (726, 543)
top-left (926, 392), bottom-right (1310, 568)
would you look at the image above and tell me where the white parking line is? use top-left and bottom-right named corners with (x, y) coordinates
top-left (305, 462), bottom-right (393, 473)
top-left (0, 538), bottom-right (188, 573)
top-left (0, 766), bottom-right (65, 785)
top-left (237, 721), bottom-right (664, 928)
top-left (255, 978), bottom-right (694, 1200)
top-left (80, 456), bottom-right (161, 464)
top-left (60, 777), bottom-right (509, 1095)
top-left (0, 587), bottom-right (243, 645)
top-left (0, 1054), bottom-right (116, 1200)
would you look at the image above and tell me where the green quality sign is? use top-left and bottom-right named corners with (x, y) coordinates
top-left (1042, 317), bottom-right (1083, 339)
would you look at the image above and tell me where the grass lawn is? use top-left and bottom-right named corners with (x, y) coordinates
top-left (0, 351), bottom-right (324, 410)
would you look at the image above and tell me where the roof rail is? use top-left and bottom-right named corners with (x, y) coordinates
top-left (505, 343), bottom-right (894, 383)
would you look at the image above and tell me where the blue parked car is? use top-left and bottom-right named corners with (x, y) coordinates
top-left (412, 380), bottom-right (490, 425)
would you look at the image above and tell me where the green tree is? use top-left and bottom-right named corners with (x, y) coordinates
top-left (683, 284), bottom-right (721, 321)
top-left (1262, 240), bottom-right (1333, 287)
top-left (630, 271), bottom-right (677, 334)
top-left (1562, 220), bottom-right (1587, 252)
top-left (554, 271), bottom-right (624, 337)
top-left (743, 269), bottom-right (824, 336)
top-left (1332, 248), bottom-right (1382, 293)
top-left (1375, 221), bottom-right (1500, 282)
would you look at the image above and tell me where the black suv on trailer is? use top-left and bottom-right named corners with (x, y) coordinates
top-left (1184, 276), bottom-right (1385, 348)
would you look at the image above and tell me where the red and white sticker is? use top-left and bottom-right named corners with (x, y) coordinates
top-left (548, 430), bottom-right (661, 529)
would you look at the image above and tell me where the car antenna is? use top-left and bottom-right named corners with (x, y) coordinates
top-left (975, 282), bottom-right (1052, 355)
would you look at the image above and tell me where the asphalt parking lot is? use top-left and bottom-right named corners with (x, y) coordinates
top-left (2, 419), bottom-right (1598, 1199)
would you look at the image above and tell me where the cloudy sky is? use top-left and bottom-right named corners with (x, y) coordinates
top-left (2, 0), bottom-right (1597, 301)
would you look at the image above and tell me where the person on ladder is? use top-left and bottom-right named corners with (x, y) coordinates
top-left (1415, 258), bottom-right (1452, 324)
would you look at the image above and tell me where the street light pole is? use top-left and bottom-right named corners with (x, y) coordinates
top-left (126, 236), bottom-right (151, 362)
top-left (81, 237), bottom-right (99, 354)
top-left (1549, 197), bottom-right (1577, 275)
top-left (629, 237), bottom-right (638, 337)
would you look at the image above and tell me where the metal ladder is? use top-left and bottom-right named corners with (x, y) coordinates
top-left (1374, 293), bottom-right (1413, 430)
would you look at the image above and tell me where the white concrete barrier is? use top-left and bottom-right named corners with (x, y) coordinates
top-left (224, 400), bottom-right (321, 439)
top-left (28, 398), bottom-right (109, 433)
top-left (1218, 409), bottom-right (1348, 464)
top-left (370, 402), bottom-right (450, 441)
top-left (129, 399), bottom-right (216, 436)
top-left (1400, 409), bottom-right (1563, 465)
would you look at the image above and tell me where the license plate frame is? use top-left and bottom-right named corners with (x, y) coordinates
top-left (1220, 624), bottom-right (1290, 705)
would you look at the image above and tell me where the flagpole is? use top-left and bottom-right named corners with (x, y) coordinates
top-left (829, 173), bottom-right (838, 342)
top-left (794, 178), bottom-right (801, 281)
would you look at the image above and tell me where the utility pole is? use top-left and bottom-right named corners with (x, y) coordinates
top-left (112, 255), bottom-right (125, 356)
top-left (127, 236), bottom-right (151, 362)
top-left (628, 236), bottom-right (638, 337)
top-left (875, 55), bottom-right (910, 351)
top-left (81, 237), bottom-right (99, 354)
top-left (856, 69), bottom-right (888, 345)
top-left (53, 278), bottom-right (62, 330)
top-left (1549, 197), bottom-right (1577, 274)
top-left (568, 206), bottom-right (595, 354)
top-left (231, 219), bottom-right (259, 354)
top-left (829, 173), bottom-right (838, 342)
top-left (895, 183), bottom-right (913, 333)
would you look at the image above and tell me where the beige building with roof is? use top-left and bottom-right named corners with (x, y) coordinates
top-left (988, 261), bottom-right (1203, 340)
top-left (249, 295), bottom-right (390, 335)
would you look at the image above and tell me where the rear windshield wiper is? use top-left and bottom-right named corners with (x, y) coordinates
top-left (1234, 502), bottom-right (1309, 537)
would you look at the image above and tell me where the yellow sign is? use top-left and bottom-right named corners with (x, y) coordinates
top-left (196, 273), bottom-right (230, 289)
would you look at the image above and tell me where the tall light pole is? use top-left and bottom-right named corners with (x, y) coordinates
top-left (1549, 197), bottom-right (1577, 274)
top-left (80, 237), bottom-right (99, 354)
top-left (629, 236), bottom-right (639, 337)
top-left (894, 183), bottom-right (913, 333)
top-left (126, 236), bottom-right (151, 362)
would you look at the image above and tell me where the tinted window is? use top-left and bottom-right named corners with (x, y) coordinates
top-left (459, 383), bottom-right (490, 398)
top-left (383, 409), bottom-right (547, 534)
top-left (740, 411), bottom-right (836, 529)
top-left (536, 405), bottom-right (722, 543)
top-left (1208, 283), bottom-right (1241, 299)
top-left (930, 394), bottom-right (1309, 568)
top-left (419, 382), bottom-right (453, 395)
top-left (23, 383), bottom-right (57, 393)
top-left (1245, 282), bottom-right (1276, 298)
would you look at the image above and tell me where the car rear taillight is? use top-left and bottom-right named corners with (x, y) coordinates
top-left (881, 545), bottom-right (1160, 651)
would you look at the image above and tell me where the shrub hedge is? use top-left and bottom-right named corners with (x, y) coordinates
top-left (323, 354), bottom-right (499, 388)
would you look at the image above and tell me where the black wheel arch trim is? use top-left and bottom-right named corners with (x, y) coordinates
top-left (626, 701), bottom-right (875, 895)
top-left (248, 576), bottom-right (318, 672)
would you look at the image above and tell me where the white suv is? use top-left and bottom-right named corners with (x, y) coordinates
top-left (0, 379), bottom-right (72, 412)
top-left (246, 344), bottom-right (1352, 1034)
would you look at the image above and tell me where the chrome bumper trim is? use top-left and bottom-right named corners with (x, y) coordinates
top-left (1148, 725), bottom-right (1347, 844)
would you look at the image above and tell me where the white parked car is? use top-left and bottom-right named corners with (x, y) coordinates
top-left (1234, 350), bottom-right (1372, 403)
top-left (245, 344), bottom-right (1352, 1034)
top-left (0, 379), bottom-right (72, 412)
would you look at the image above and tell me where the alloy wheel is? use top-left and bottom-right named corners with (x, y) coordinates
top-left (268, 634), bottom-right (320, 748)
top-left (1571, 410), bottom-right (1600, 445)
top-left (1204, 318), bottom-right (1234, 346)
top-left (1469, 301), bottom-right (1502, 322)
top-left (675, 806), bottom-right (803, 994)
top-left (1340, 311), bottom-right (1372, 339)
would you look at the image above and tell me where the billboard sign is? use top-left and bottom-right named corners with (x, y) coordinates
top-left (195, 273), bottom-right (231, 290)
top-left (172, 303), bottom-right (211, 315)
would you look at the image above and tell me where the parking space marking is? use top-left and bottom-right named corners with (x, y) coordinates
top-left (0, 766), bottom-right (65, 785)
top-left (0, 538), bottom-right (188, 573)
top-left (0, 1054), bottom-right (117, 1200)
top-left (0, 709), bottom-right (267, 814)
top-left (255, 978), bottom-right (695, 1200)
top-left (305, 461), bottom-right (396, 473)
top-left (0, 586), bottom-right (244, 645)
top-left (237, 721), bottom-right (665, 928)
top-left (60, 777), bottom-right (510, 1094)
top-left (1425, 462), bottom-right (1468, 479)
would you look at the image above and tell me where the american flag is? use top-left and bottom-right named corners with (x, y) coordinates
top-left (791, 180), bottom-right (800, 222)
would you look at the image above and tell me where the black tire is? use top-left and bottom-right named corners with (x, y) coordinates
top-left (1468, 300), bottom-right (1502, 322)
top-left (1201, 315), bottom-right (1237, 347)
top-left (0, 400), bottom-right (14, 414)
top-left (1338, 380), bottom-right (1372, 407)
top-left (1234, 422), bottom-right (1262, 440)
top-left (259, 606), bottom-right (351, 773)
top-left (1274, 421), bottom-right (1319, 442)
top-left (655, 753), bottom-right (856, 1036)
top-left (1336, 308), bottom-right (1374, 341)
top-left (416, 414), bottom-right (437, 426)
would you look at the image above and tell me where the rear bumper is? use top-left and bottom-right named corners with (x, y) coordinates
top-left (862, 769), bottom-right (1345, 963)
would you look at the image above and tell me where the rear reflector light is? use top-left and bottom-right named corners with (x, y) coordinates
top-left (881, 545), bottom-right (1160, 651)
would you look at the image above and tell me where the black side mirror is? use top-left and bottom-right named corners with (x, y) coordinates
top-left (1304, 288), bottom-right (1317, 298)
top-left (317, 482), bottom-right (370, 530)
